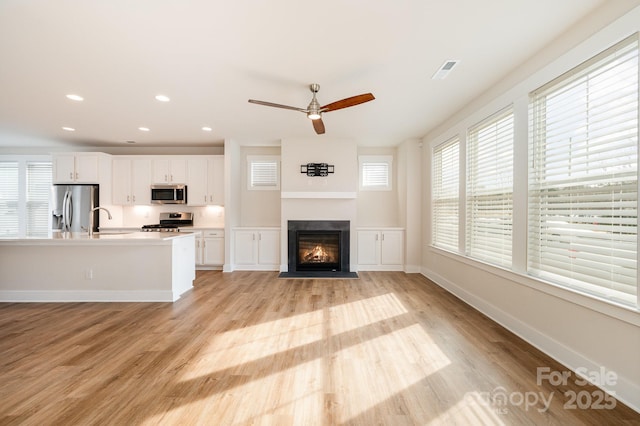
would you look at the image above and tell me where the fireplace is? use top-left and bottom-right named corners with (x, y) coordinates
top-left (297, 230), bottom-right (340, 271)
top-left (282, 220), bottom-right (357, 278)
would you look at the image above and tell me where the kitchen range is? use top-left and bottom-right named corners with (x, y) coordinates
top-left (141, 212), bottom-right (194, 232)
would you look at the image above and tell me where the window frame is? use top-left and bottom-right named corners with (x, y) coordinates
top-left (466, 106), bottom-right (515, 268)
top-left (432, 137), bottom-right (460, 252)
top-left (246, 155), bottom-right (280, 191)
top-left (528, 34), bottom-right (639, 306)
top-left (359, 155), bottom-right (393, 191)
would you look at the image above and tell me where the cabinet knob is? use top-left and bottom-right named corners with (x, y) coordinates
top-left (127, 195), bottom-right (130, 202)
top-left (75, 172), bottom-right (79, 179)
top-left (165, 174), bottom-right (168, 181)
top-left (69, 172), bottom-right (73, 179)
top-left (133, 195), bottom-right (136, 202)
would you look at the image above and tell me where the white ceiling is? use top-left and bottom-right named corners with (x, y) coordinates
top-left (0, 0), bottom-right (616, 148)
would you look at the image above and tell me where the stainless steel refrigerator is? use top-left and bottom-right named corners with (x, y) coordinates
top-left (51, 184), bottom-right (99, 233)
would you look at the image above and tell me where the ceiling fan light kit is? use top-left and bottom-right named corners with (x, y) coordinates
top-left (248, 84), bottom-right (374, 135)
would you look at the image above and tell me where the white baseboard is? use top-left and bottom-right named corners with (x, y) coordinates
top-left (0, 290), bottom-right (177, 303)
top-left (421, 267), bottom-right (640, 414)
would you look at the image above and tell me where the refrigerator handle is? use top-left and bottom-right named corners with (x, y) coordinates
top-left (63, 190), bottom-right (72, 231)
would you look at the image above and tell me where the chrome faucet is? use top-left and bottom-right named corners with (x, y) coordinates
top-left (88, 206), bottom-right (112, 236)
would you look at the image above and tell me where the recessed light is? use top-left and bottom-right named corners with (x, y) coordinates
top-left (155, 95), bottom-right (170, 102)
top-left (202, 126), bottom-right (212, 132)
top-left (66, 94), bottom-right (84, 101)
top-left (126, 140), bottom-right (136, 144)
top-left (62, 126), bottom-right (76, 131)
top-left (138, 127), bottom-right (150, 132)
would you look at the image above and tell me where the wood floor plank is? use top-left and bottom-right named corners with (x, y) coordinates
top-left (0, 271), bottom-right (638, 425)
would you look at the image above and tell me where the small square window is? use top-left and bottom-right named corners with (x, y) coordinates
top-left (359, 155), bottom-right (392, 190)
top-left (247, 155), bottom-right (280, 190)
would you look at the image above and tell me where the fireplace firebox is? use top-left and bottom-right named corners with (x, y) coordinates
top-left (297, 231), bottom-right (340, 271)
top-left (282, 220), bottom-right (356, 278)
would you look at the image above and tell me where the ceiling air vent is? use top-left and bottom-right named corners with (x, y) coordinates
top-left (432, 60), bottom-right (459, 80)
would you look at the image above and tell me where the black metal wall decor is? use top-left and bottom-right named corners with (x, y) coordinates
top-left (301, 163), bottom-right (334, 177)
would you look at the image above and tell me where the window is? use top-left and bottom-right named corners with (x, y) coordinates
top-left (247, 155), bottom-right (280, 190)
top-left (0, 157), bottom-right (52, 238)
top-left (466, 107), bottom-right (514, 267)
top-left (0, 162), bottom-right (19, 237)
top-left (529, 34), bottom-right (638, 305)
top-left (26, 162), bottom-right (53, 237)
top-left (359, 155), bottom-right (393, 190)
top-left (432, 137), bottom-right (459, 251)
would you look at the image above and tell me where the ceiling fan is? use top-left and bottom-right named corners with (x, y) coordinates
top-left (248, 84), bottom-right (375, 135)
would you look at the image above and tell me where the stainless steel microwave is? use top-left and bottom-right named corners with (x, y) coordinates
top-left (151, 185), bottom-right (187, 204)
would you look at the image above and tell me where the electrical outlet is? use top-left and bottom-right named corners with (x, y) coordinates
top-left (85, 269), bottom-right (93, 280)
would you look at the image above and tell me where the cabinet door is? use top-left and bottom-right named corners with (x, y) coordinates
top-left (380, 231), bottom-right (403, 266)
top-left (130, 158), bottom-right (151, 204)
top-left (186, 157), bottom-right (208, 206)
top-left (74, 155), bottom-right (99, 183)
top-left (195, 237), bottom-right (203, 265)
top-left (257, 230), bottom-right (280, 266)
top-left (234, 230), bottom-right (257, 265)
top-left (203, 237), bottom-right (225, 265)
top-left (208, 156), bottom-right (224, 205)
top-left (152, 158), bottom-right (170, 183)
top-left (169, 158), bottom-right (187, 184)
top-left (112, 158), bottom-right (132, 205)
top-left (53, 154), bottom-right (76, 183)
top-left (357, 230), bottom-right (380, 265)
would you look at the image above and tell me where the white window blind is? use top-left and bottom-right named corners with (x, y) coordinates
top-left (26, 162), bottom-right (52, 237)
top-left (467, 108), bottom-right (514, 267)
top-left (433, 137), bottom-right (459, 251)
top-left (248, 156), bottom-right (280, 190)
top-left (529, 34), bottom-right (638, 305)
top-left (0, 162), bottom-right (19, 237)
top-left (360, 155), bottom-right (392, 190)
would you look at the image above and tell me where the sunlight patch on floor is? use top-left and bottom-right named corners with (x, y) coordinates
top-left (148, 359), bottom-right (325, 425)
top-left (338, 323), bottom-right (452, 422)
top-left (180, 309), bottom-right (324, 380)
top-left (329, 292), bottom-right (409, 335)
top-left (429, 392), bottom-right (507, 425)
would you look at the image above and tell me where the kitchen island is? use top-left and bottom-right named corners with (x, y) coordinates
top-left (0, 232), bottom-right (196, 302)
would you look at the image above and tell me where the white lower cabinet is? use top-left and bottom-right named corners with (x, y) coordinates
top-left (357, 228), bottom-right (404, 271)
top-left (195, 229), bottom-right (224, 268)
top-left (233, 228), bottom-right (280, 270)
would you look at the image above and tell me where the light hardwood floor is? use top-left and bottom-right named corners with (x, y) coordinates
top-left (0, 271), bottom-right (638, 425)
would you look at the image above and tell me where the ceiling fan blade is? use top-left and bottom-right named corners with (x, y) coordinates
top-left (320, 93), bottom-right (375, 112)
top-left (248, 99), bottom-right (307, 113)
top-left (312, 118), bottom-right (325, 134)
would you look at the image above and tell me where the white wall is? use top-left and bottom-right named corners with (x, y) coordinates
top-left (422, 5), bottom-right (640, 411)
top-left (239, 145), bottom-right (281, 226)
top-left (356, 147), bottom-right (399, 227)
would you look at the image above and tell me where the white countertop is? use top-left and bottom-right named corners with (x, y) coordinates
top-left (0, 231), bottom-right (197, 245)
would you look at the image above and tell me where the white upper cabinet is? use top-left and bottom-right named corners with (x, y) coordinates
top-left (187, 156), bottom-right (224, 206)
top-left (53, 153), bottom-right (100, 183)
top-left (152, 157), bottom-right (187, 184)
top-left (112, 157), bottom-right (151, 205)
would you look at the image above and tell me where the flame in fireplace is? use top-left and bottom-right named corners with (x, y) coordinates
top-left (303, 244), bottom-right (334, 263)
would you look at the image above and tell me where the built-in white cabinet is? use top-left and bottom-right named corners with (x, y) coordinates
top-left (357, 228), bottom-right (404, 271)
top-left (187, 156), bottom-right (224, 206)
top-left (195, 229), bottom-right (224, 268)
top-left (53, 153), bottom-right (101, 183)
top-left (112, 157), bottom-right (151, 205)
top-left (152, 157), bottom-right (187, 184)
top-left (233, 228), bottom-right (280, 270)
